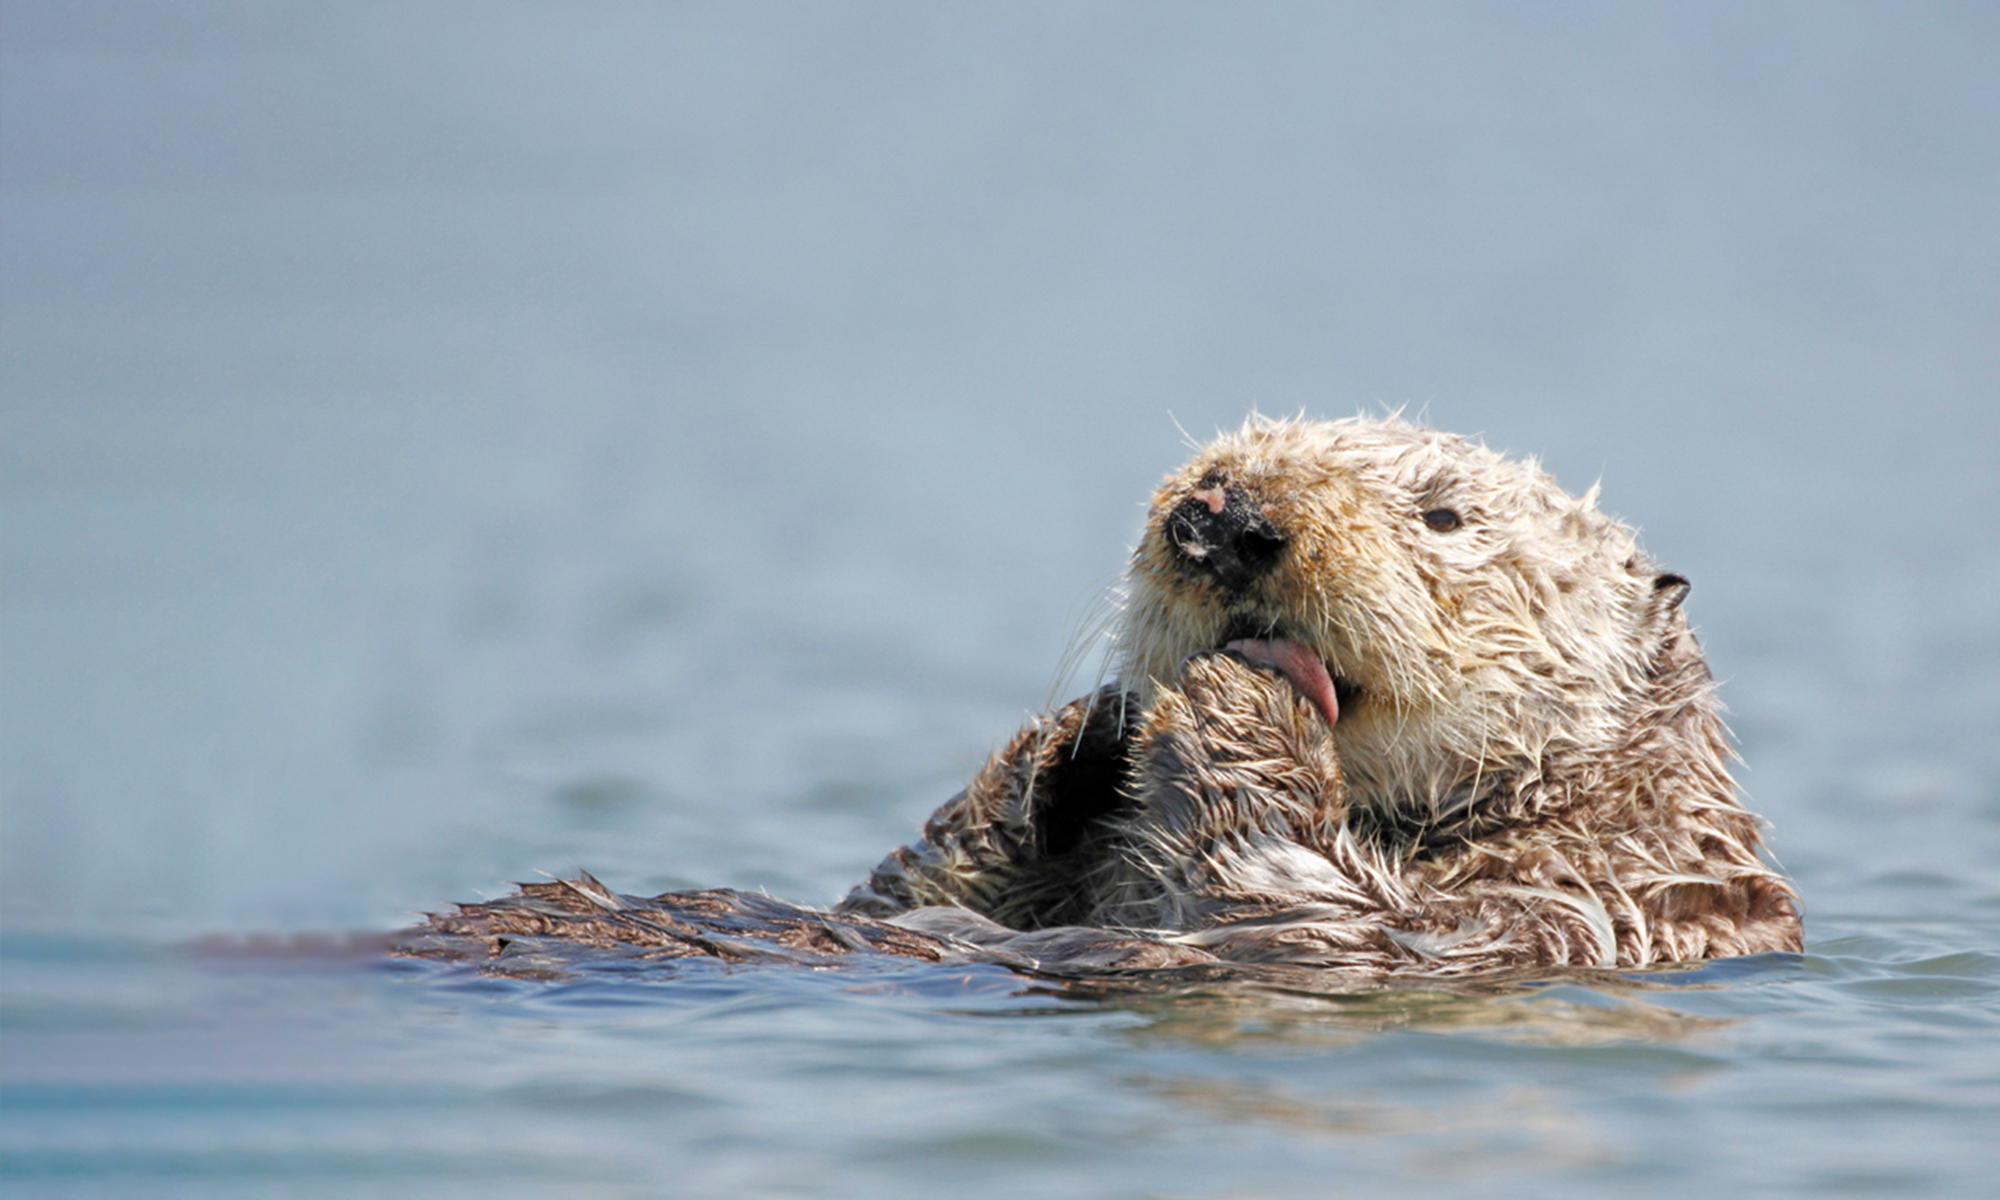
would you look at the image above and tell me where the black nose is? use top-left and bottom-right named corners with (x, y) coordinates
top-left (1166, 484), bottom-right (1286, 592)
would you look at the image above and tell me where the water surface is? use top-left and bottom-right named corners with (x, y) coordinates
top-left (4, 4), bottom-right (1997, 1196)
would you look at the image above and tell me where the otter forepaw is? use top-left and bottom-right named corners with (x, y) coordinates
top-left (835, 684), bottom-right (1139, 924)
top-left (1130, 651), bottom-right (1346, 834)
top-left (1168, 649), bottom-right (1342, 769)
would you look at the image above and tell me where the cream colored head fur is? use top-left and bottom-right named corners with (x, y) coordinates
top-left (1116, 413), bottom-right (1692, 827)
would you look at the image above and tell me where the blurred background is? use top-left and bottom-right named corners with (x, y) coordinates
top-left (4, 0), bottom-right (1996, 935)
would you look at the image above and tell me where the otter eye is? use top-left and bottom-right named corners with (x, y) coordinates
top-left (1421, 508), bottom-right (1463, 533)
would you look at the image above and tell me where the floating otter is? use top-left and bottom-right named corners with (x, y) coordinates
top-left (400, 415), bottom-right (1800, 977)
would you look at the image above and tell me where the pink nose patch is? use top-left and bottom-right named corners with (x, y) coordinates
top-left (1223, 637), bottom-right (1340, 728)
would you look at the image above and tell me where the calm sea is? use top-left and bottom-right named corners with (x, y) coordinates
top-left (4, 5), bottom-right (1997, 1197)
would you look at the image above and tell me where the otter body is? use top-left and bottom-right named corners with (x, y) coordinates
top-left (406, 416), bottom-right (1798, 976)
top-left (839, 415), bottom-right (1799, 972)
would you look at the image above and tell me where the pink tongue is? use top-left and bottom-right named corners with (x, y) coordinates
top-left (1224, 637), bottom-right (1340, 728)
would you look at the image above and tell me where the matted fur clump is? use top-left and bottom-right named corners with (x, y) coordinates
top-left (403, 415), bottom-right (1800, 977)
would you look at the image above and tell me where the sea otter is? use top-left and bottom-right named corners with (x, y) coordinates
top-left (400, 415), bottom-right (1800, 976)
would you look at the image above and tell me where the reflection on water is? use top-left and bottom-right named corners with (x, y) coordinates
top-left (1134, 1078), bottom-right (1609, 1179)
top-left (1051, 973), bottom-right (1744, 1049)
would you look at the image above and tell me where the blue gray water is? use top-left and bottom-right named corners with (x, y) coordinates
top-left (4, 4), bottom-right (1997, 1196)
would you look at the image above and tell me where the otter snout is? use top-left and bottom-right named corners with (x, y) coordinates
top-left (1166, 483), bottom-right (1286, 592)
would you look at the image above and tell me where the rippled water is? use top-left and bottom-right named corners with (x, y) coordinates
top-left (4, 5), bottom-right (1998, 1197)
top-left (6, 924), bottom-right (1997, 1198)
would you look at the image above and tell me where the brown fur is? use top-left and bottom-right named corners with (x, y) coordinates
top-left (401, 414), bottom-right (1799, 977)
top-left (839, 415), bottom-right (1801, 973)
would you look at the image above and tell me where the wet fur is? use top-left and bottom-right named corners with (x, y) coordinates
top-left (403, 415), bottom-right (1799, 976)
top-left (839, 415), bottom-right (1800, 972)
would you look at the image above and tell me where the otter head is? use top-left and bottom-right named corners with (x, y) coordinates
top-left (1116, 414), bottom-right (1698, 824)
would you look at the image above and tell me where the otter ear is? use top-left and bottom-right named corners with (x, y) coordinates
top-left (1643, 571), bottom-right (1703, 677)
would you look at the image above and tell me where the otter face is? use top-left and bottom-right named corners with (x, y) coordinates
top-left (1117, 415), bottom-right (1681, 821)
